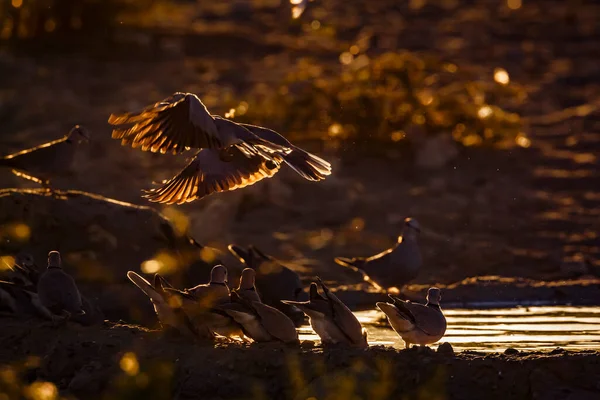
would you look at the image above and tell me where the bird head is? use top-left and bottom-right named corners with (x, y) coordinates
top-left (210, 264), bottom-right (228, 285)
top-left (239, 268), bottom-right (256, 290)
top-left (68, 125), bottom-right (91, 144)
top-left (47, 251), bottom-right (62, 269)
top-left (426, 287), bottom-right (442, 306)
top-left (401, 217), bottom-right (421, 240)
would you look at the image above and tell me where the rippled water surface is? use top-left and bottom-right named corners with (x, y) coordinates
top-left (298, 306), bottom-right (600, 352)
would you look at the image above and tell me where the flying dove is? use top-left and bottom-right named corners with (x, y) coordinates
top-left (376, 287), bottom-right (446, 349)
top-left (0, 125), bottom-right (90, 187)
top-left (108, 92), bottom-right (331, 204)
top-left (127, 271), bottom-right (202, 339)
top-left (215, 291), bottom-right (298, 344)
top-left (282, 277), bottom-right (368, 348)
top-left (234, 268), bottom-right (262, 303)
top-left (228, 244), bottom-right (306, 326)
top-left (334, 217), bottom-right (422, 290)
top-left (36, 251), bottom-right (86, 318)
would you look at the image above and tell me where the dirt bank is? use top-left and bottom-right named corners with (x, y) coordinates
top-left (0, 318), bottom-right (598, 400)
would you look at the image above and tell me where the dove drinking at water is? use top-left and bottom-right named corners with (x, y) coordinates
top-left (283, 278), bottom-right (368, 348)
top-left (335, 217), bottom-right (422, 290)
top-left (109, 92), bottom-right (331, 204)
top-left (215, 291), bottom-right (299, 344)
top-left (0, 125), bottom-right (90, 187)
top-left (376, 287), bottom-right (446, 349)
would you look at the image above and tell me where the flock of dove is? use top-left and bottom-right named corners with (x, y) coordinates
top-left (0, 92), bottom-right (447, 349)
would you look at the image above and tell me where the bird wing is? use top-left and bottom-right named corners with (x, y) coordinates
top-left (239, 124), bottom-right (332, 181)
top-left (212, 117), bottom-right (290, 157)
top-left (109, 93), bottom-right (224, 154)
top-left (249, 301), bottom-right (298, 342)
top-left (143, 147), bottom-right (281, 204)
top-left (390, 296), bottom-right (446, 336)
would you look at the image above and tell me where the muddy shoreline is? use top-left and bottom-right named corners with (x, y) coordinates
top-left (0, 319), bottom-right (598, 400)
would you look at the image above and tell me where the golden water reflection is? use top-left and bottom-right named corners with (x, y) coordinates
top-left (298, 306), bottom-right (600, 352)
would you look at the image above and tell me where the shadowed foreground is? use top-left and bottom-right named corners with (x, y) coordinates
top-left (0, 319), bottom-right (598, 400)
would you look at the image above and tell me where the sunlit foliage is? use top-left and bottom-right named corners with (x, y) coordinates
top-left (229, 51), bottom-right (527, 150)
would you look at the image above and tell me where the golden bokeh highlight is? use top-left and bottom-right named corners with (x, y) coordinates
top-left (515, 134), bottom-right (531, 148)
top-left (24, 381), bottom-right (58, 400)
top-left (507, 0), bottom-right (522, 10)
top-left (0, 256), bottom-right (15, 271)
top-left (120, 352), bottom-right (140, 376)
top-left (477, 105), bottom-right (493, 119)
top-left (199, 247), bottom-right (219, 263)
top-left (494, 68), bottom-right (510, 85)
top-left (11, 0), bottom-right (22, 8)
top-left (390, 131), bottom-right (405, 142)
top-left (162, 207), bottom-right (190, 237)
top-left (141, 251), bottom-right (179, 275)
top-left (339, 52), bottom-right (354, 65)
top-left (328, 123), bottom-right (343, 137)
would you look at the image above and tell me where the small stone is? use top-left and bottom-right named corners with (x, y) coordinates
top-left (437, 342), bottom-right (454, 356)
top-left (301, 340), bottom-right (316, 349)
top-left (504, 348), bottom-right (519, 355)
top-left (550, 347), bottom-right (564, 355)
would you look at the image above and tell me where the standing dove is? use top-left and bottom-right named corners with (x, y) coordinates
top-left (0, 125), bottom-right (90, 187)
top-left (283, 278), bottom-right (368, 348)
top-left (37, 251), bottom-right (85, 318)
top-left (334, 217), bottom-right (422, 290)
top-left (376, 287), bottom-right (446, 349)
top-left (108, 92), bottom-right (331, 204)
top-left (228, 244), bottom-right (306, 325)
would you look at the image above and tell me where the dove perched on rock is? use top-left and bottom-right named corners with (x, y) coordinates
top-left (215, 291), bottom-right (298, 344)
top-left (108, 92), bottom-right (331, 204)
top-left (127, 271), bottom-right (201, 339)
top-left (334, 217), bottom-right (422, 290)
top-left (228, 244), bottom-right (306, 326)
top-left (376, 287), bottom-right (446, 349)
top-left (283, 278), bottom-right (368, 348)
top-left (0, 125), bottom-right (90, 186)
top-left (0, 279), bottom-right (55, 320)
top-left (37, 251), bottom-right (86, 318)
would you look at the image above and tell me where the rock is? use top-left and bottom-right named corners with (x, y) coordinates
top-left (0, 189), bottom-right (218, 323)
top-left (300, 340), bottom-right (315, 349)
top-left (504, 347), bottom-right (519, 355)
top-left (437, 342), bottom-right (454, 356)
top-left (0, 189), bottom-right (216, 284)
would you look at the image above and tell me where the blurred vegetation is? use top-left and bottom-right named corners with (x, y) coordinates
top-left (229, 51), bottom-right (528, 150)
top-left (0, 0), bottom-right (532, 154)
top-left (0, 0), bottom-right (147, 42)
